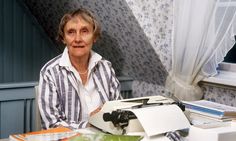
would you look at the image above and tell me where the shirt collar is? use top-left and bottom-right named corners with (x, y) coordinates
top-left (59, 47), bottom-right (102, 70)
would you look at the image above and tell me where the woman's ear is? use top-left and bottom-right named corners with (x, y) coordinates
top-left (93, 37), bottom-right (97, 43)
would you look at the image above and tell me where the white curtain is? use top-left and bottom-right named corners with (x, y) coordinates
top-left (166, 0), bottom-right (236, 101)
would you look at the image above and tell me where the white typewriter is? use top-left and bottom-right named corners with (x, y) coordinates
top-left (89, 95), bottom-right (190, 138)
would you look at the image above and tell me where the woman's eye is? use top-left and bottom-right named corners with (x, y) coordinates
top-left (81, 28), bottom-right (89, 33)
top-left (67, 29), bottom-right (76, 35)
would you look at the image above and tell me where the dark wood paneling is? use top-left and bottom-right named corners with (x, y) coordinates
top-left (0, 0), bottom-right (59, 83)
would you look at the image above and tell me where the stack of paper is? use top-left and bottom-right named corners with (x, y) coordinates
top-left (183, 100), bottom-right (236, 120)
top-left (9, 127), bottom-right (72, 141)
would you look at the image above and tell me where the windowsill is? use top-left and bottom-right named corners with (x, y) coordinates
top-left (202, 70), bottom-right (236, 87)
top-left (201, 62), bottom-right (236, 87)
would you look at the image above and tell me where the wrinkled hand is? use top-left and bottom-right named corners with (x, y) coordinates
top-left (90, 105), bottom-right (103, 117)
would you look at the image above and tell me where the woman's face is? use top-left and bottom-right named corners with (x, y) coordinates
top-left (63, 15), bottom-right (96, 59)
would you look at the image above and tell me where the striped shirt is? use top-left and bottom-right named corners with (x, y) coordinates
top-left (38, 48), bottom-right (122, 129)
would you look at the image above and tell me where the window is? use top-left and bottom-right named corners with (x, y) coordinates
top-left (202, 0), bottom-right (236, 86)
top-left (223, 36), bottom-right (236, 63)
top-left (217, 0), bottom-right (236, 66)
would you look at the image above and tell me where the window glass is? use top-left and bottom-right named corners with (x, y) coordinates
top-left (223, 38), bottom-right (236, 63)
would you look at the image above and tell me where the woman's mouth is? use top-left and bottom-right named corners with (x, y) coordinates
top-left (73, 45), bottom-right (85, 48)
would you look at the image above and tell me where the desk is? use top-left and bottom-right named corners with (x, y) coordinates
top-left (0, 136), bottom-right (177, 141)
top-left (0, 127), bottom-right (175, 141)
top-left (2, 123), bottom-right (235, 141)
top-left (0, 131), bottom-right (187, 141)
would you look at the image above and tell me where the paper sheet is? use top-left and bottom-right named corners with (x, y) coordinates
top-left (127, 105), bottom-right (190, 137)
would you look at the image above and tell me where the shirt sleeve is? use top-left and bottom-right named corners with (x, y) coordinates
top-left (38, 70), bottom-right (87, 129)
top-left (109, 64), bottom-right (123, 100)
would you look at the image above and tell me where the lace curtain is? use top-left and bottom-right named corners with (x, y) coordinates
top-left (166, 0), bottom-right (236, 101)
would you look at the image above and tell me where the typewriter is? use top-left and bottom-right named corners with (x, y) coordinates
top-left (89, 95), bottom-right (190, 137)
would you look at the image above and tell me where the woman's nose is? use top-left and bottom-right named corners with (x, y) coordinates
top-left (75, 33), bottom-right (82, 42)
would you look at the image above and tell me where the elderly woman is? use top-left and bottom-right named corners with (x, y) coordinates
top-left (38, 8), bottom-right (122, 129)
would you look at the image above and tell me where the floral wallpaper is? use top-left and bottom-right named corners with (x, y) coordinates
top-left (131, 80), bottom-right (171, 98)
top-left (201, 83), bottom-right (236, 107)
top-left (126, 0), bottom-right (172, 71)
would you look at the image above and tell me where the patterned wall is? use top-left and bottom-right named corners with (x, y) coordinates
top-left (201, 83), bottom-right (236, 107)
top-left (23, 0), bottom-right (173, 97)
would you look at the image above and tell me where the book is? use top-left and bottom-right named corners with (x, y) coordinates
top-left (188, 111), bottom-right (233, 125)
top-left (183, 100), bottom-right (236, 119)
top-left (60, 133), bottom-right (143, 141)
top-left (9, 127), bottom-right (72, 141)
top-left (9, 126), bottom-right (143, 141)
